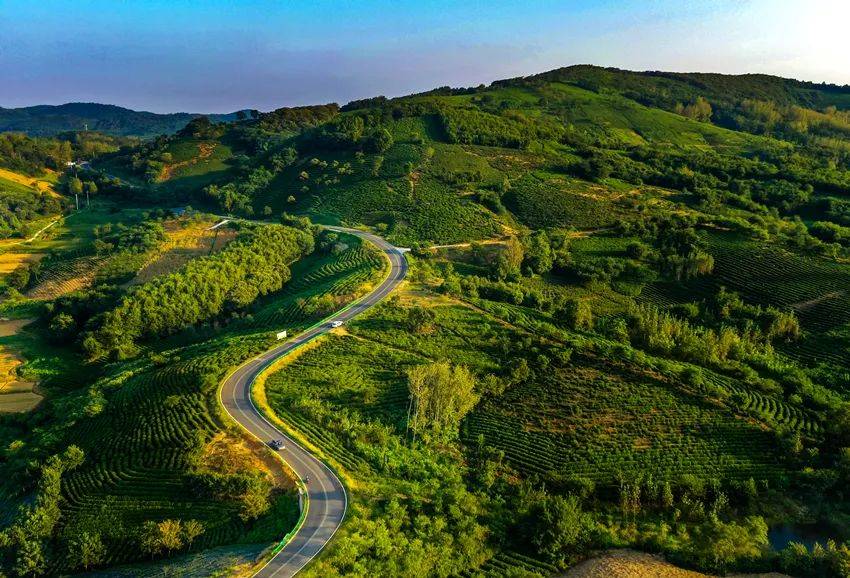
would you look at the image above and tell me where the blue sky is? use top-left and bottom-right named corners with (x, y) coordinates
top-left (1, 0), bottom-right (847, 113)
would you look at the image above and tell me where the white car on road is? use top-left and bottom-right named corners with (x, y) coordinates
top-left (331, 320), bottom-right (344, 328)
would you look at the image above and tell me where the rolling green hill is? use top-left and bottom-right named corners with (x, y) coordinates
top-left (3, 65), bottom-right (850, 577)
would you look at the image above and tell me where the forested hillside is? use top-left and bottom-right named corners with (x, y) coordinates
top-left (2, 65), bottom-right (850, 576)
top-left (0, 103), bottom-right (242, 138)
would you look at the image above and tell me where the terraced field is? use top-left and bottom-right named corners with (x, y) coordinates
top-left (640, 230), bottom-right (850, 371)
top-left (698, 370), bottom-right (820, 434)
top-left (464, 355), bottom-right (788, 485)
top-left (26, 253), bottom-right (105, 299)
top-left (240, 238), bottom-right (385, 333)
top-left (461, 551), bottom-right (558, 577)
top-left (55, 331), bottom-right (295, 569)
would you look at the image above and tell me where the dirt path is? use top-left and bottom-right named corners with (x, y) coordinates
top-left (791, 291), bottom-right (845, 311)
top-left (430, 227), bottom-right (610, 250)
top-left (5, 218), bottom-right (61, 247)
top-left (430, 238), bottom-right (509, 250)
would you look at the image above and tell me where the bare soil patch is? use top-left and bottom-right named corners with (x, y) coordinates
top-left (0, 318), bottom-right (41, 413)
top-left (563, 550), bottom-right (789, 578)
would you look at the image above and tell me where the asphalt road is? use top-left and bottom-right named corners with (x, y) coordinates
top-left (219, 226), bottom-right (408, 577)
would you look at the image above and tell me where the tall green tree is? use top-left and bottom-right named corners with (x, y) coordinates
top-left (407, 362), bottom-right (478, 441)
top-left (66, 532), bottom-right (106, 571)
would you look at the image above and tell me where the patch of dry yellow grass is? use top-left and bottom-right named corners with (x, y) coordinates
top-left (201, 432), bottom-right (296, 490)
top-left (0, 251), bottom-right (43, 274)
top-left (129, 219), bottom-right (236, 286)
top-left (563, 550), bottom-right (789, 578)
top-left (0, 351), bottom-right (28, 389)
top-left (0, 167), bottom-right (58, 197)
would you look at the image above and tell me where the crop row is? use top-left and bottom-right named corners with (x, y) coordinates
top-left (27, 254), bottom-right (104, 299)
top-left (464, 362), bottom-right (789, 484)
top-left (461, 551), bottom-right (557, 577)
top-left (245, 245), bottom-right (382, 331)
top-left (698, 370), bottom-right (820, 433)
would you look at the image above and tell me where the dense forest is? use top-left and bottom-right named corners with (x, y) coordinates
top-left (0, 103), bottom-right (241, 138)
top-left (2, 65), bottom-right (850, 576)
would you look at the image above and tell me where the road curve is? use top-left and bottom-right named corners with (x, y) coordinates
top-left (219, 226), bottom-right (408, 578)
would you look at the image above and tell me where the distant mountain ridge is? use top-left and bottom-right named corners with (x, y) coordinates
top-left (0, 102), bottom-right (243, 138)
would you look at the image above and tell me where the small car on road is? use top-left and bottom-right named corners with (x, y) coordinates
top-left (331, 320), bottom-right (344, 328)
top-left (268, 439), bottom-right (285, 450)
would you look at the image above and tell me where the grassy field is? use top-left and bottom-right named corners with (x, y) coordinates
top-left (0, 174), bottom-right (39, 196)
top-left (539, 82), bottom-right (765, 151)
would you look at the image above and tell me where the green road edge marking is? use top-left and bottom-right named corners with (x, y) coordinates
top-left (216, 361), bottom-right (311, 565)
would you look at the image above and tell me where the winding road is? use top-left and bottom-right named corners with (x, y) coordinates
top-left (219, 226), bottom-right (408, 577)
